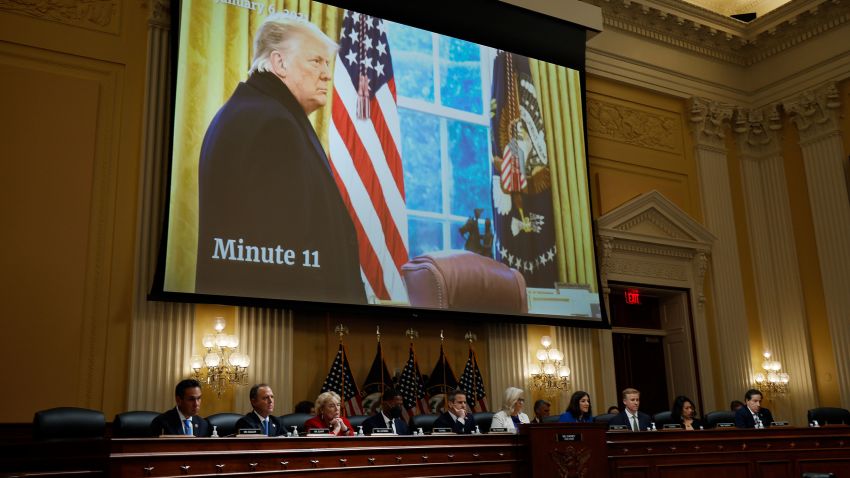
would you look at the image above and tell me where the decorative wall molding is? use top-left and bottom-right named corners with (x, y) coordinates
top-left (586, 97), bottom-right (680, 152)
top-left (689, 96), bottom-right (735, 150)
top-left (149, 0), bottom-right (170, 28)
top-left (783, 82), bottom-right (843, 144)
top-left (732, 104), bottom-right (783, 157)
top-left (583, 0), bottom-right (850, 66)
top-left (0, 0), bottom-right (120, 34)
top-left (597, 190), bottom-right (717, 409)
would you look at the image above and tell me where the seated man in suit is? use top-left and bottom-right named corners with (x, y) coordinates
top-left (150, 379), bottom-right (211, 436)
top-left (235, 383), bottom-right (284, 436)
top-left (608, 387), bottom-right (651, 431)
top-left (530, 399), bottom-right (551, 424)
top-left (734, 389), bottom-right (773, 428)
top-left (361, 388), bottom-right (410, 435)
top-left (433, 389), bottom-right (477, 434)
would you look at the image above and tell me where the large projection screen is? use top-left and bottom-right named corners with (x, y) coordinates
top-left (157, 0), bottom-right (605, 325)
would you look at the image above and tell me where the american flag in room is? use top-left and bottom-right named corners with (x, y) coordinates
top-left (329, 10), bottom-right (409, 304)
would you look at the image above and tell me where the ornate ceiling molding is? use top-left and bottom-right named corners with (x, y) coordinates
top-left (583, 0), bottom-right (850, 66)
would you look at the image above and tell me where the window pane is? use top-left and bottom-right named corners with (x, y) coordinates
top-left (386, 22), bottom-right (434, 102)
top-left (408, 217), bottom-right (443, 258)
top-left (400, 108), bottom-right (441, 213)
top-left (447, 119), bottom-right (492, 221)
top-left (439, 37), bottom-right (482, 113)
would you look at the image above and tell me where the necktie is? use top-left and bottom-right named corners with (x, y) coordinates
top-left (263, 418), bottom-right (269, 436)
top-left (631, 414), bottom-right (639, 431)
top-left (184, 418), bottom-right (193, 436)
top-left (753, 413), bottom-right (763, 429)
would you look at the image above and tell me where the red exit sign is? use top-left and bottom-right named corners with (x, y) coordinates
top-left (625, 288), bottom-right (641, 305)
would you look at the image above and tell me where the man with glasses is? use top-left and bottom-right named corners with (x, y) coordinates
top-left (734, 389), bottom-right (774, 428)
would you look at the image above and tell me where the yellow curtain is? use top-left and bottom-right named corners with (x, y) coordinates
top-left (166, 1), bottom-right (343, 293)
top-left (529, 61), bottom-right (596, 292)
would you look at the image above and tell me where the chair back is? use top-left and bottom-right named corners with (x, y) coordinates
top-left (542, 415), bottom-right (560, 423)
top-left (705, 410), bottom-right (735, 428)
top-left (279, 413), bottom-right (314, 436)
top-left (401, 250), bottom-right (527, 313)
top-left (206, 412), bottom-right (242, 437)
top-left (410, 414), bottom-right (438, 434)
top-left (33, 407), bottom-right (105, 441)
top-left (593, 413), bottom-right (617, 424)
top-left (473, 411), bottom-right (495, 433)
top-left (808, 407), bottom-right (850, 425)
top-left (113, 411), bottom-right (158, 438)
top-left (347, 415), bottom-right (369, 430)
top-left (653, 411), bottom-right (674, 426)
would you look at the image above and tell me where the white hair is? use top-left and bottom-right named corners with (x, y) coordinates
top-left (315, 391), bottom-right (341, 413)
top-left (502, 387), bottom-right (525, 413)
top-left (249, 12), bottom-right (337, 75)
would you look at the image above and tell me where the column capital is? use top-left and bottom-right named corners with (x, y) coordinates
top-left (149, 0), bottom-right (171, 29)
top-left (784, 82), bottom-right (842, 144)
top-left (689, 97), bottom-right (734, 151)
top-left (732, 104), bottom-right (783, 159)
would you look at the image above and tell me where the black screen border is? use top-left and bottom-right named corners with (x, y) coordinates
top-left (149, 0), bottom-right (610, 329)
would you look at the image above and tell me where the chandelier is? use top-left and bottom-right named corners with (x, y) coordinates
top-left (753, 351), bottom-right (789, 395)
top-left (529, 335), bottom-right (571, 397)
top-left (190, 317), bottom-right (250, 397)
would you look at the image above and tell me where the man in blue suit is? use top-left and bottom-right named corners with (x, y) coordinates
top-left (150, 379), bottom-right (211, 437)
top-left (734, 389), bottom-right (774, 428)
top-left (361, 388), bottom-right (411, 435)
top-left (235, 384), bottom-right (285, 436)
top-left (608, 388), bottom-right (652, 431)
top-left (433, 389), bottom-right (477, 434)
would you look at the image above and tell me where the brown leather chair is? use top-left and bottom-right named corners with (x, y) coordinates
top-left (401, 250), bottom-right (527, 314)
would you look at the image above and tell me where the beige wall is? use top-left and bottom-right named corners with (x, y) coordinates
top-left (0, 3), bottom-right (148, 421)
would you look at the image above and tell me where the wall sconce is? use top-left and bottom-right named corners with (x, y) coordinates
top-left (529, 335), bottom-right (571, 397)
top-left (190, 317), bottom-right (250, 397)
top-left (753, 351), bottom-right (789, 395)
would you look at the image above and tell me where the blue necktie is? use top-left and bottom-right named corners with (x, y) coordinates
top-left (263, 418), bottom-right (269, 436)
top-left (184, 418), bottom-right (193, 436)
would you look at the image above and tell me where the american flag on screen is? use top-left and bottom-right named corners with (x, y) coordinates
top-left (397, 342), bottom-right (429, 420)
top-left (320, 343), bottom-right (364, 416)
top-left (329, 10), bottom-right (408, 303)
top-left (458, 346), bottom-right (488, 412)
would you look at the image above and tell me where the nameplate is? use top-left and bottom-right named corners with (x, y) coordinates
top-left (158, 434), bottom-right (195, 438)
top-left (609, 425), bottom-right (629, 431)
top-left (432, 427), bottom-right (454, 434)
top-left (489, 427), bottom-right (509, 433)
top-left (371, 428), bottom-right (393, 435)
top-left (771, 421), bottom-right (790, 427)
top-left (308, 428), bottom-right (331, 435)
top-left (237, 428), bottom-right (261, 435)
top-left (716, 423), bottom-right (734, 428)
top-left (557, 433), bottom-right (581, 442)
top-left (662, 424), bottom-right (683, 430)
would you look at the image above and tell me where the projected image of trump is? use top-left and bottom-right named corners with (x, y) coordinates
top-left (195, 12), bottom-right (366, 304)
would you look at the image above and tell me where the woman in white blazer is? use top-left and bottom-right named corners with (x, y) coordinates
top-left (490, 387), bottom-right (530, 433)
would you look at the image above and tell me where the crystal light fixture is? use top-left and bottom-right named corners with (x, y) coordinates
top-left (190, 317), bottom-right (250, 397)
top-left (528, 335), bottom-right (571, 398)
top-left (753, 351), bottom-right (789, 395)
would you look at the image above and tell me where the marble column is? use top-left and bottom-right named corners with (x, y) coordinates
top-left (785, 83), bottom-right (850, 409)
top-left (733, 105), bottom-right (817, 424)
top-left (127, 0), bottom-right (197, 412)
top-left (689, 97), bottom-right (754, 405)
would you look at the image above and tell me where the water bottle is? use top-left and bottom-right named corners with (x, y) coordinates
top-left (211, 425), bottom-right (219, 438)
top-left (357, 426), bottom-right (364, 436)
top-left (473, 425), bottom-right (481, 435)
top-left (417, 427), bottom-right (424, 436)
top-left (291, 425), bottom-right (299, 437)
top-left (812, 420), bottom-right (820, 428)
top-left (650, 422), bottom-right (657, 431)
